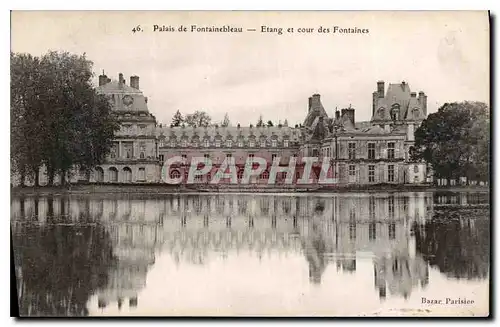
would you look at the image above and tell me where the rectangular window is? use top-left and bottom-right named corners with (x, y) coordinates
top-left (388, 142), bottom-right (395, 159)
top-left (369, 222), bottom-right (376, 241)
top-left (181, 140), bottom-right (187, 147)
top-left (170, 140), bottom-right (176, 147)
top-left (181, 154), bottom-right (187, 163)
top-left (249, 140), bottom-right (255, 147)
top-left (215, 140), bottom-right (221, 148)
top-left (226, 153), bottom-right (232, 158)
top-left (226, 140), bottom-right (232, 147)
top-left (204, 154), bottom-right (210, 163)
top-left (348, 143), bottom-right (356, 159)
top-left (204, 139), bottom-right (210, 147)
top-left (260, 139), bottom-right (266, 147)
top-left (238, 140), bottom-right (243, 147)
top-left (414, 165), bottom-right (419, 173)
top-left (388, 165), bottom-right (395, 182)
top-left (369, 197), bottom-right (375, 219)
top-left (159, 154), bottom-right (164, 162)
top-left (388, 197), bottom-right (395, 218)
top-left (368, 143), bottom-right (375, 159)
top-left (368, 165), bottom-right (375, 183)
top-left (272, 139), bottom-right (277, 147)
top-left (283, 140), bottom-right (289, 147)
top-left (248, 154), bottom-right (255, 159)
top-left (349, 165), bottom-right (356, 176)
top-left (271, 154), bottom-right (277, 161)
top-left (389, 223), bottom-right (396, 240)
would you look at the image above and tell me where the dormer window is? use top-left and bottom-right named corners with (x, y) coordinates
top-left (260, 139), bottom-right (266, 147)
top-left (226, 139), bottom-right (232, 147)
top-left (283, 139), bottom-right (289, 148)
top-left (170, 140), bottom-right (176, 147)
top-left (215, 139), bottom-right (221, 148)
top-left (204, 139), bottom-right (210, 147)
top-left (391, 104), bottom-right (400, 121)
top-left (272, 139), bottom-right (277, 147)
top-left (181, 139), bottom-right (187, 147)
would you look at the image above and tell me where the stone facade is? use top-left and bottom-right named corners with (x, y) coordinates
top-left (12, 75), bottom-right (429, 186)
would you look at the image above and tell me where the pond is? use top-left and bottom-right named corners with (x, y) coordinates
top-left (11, 191), bottom-right (490, 317)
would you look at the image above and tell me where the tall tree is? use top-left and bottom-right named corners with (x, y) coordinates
top-left (256, 115), bottom-right (264, 127)
top-left (411, 101), bottom-right (490, 183)
top-left (221, 113), bottom-right (230, 127)
top-left (185, 110), bottom-right (211, 128)
top-left (10, 51), bottom-right (120, 186)
top-left (171, 110), bottom-right (184, 127)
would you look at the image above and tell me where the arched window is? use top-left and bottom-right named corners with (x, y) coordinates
top-left (123, 167), bottom-right (132, 182)
top-left (391, 104), bottom-right (400, 121)
top-left (237, 169), bottom-right (244, 180)
top-left (95, 167), bottom-right (104, 182)
top-left (261, 171), bottom-right (269, 180)
top-left (109, 167), bottom-right (118, 182)
top-left (170, 169), bottom-right (181, 179)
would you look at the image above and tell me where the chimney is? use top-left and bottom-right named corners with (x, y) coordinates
top-left (377, 81), bottom-right (385, 98)
top-left (418, 91), bottom-right (427, 115)
top-left (118, 73), bottom-right (125, 87)
top-left (411, 92), bottom-right (417, 98)
top-left (335, 111), bottom-right (340, 120)
top-left (130, 75), bottom-right (140, 89)
top-left (401, 81), bottom-right (406, 90)
top-left (311, 94), bottom-right (322, 111)
top-left (98, 72), bottom-right (108, 86)
top-left (372, 91), bottom-right (378, 115)
top-left (308, 97), bottom-right (312, 112)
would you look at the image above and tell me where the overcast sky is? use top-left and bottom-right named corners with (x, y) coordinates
top-left (11, 11), bottom-right (489, 126)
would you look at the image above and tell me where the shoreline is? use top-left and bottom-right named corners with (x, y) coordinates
top-left (10, 183), bottom-right (490, 197)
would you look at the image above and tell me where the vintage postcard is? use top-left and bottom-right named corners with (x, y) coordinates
top-left (10, 11), bottom-right (490, 317)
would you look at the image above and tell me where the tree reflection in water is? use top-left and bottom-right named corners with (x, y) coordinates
top-left (12, 198), bottom-right (116, 317)
top-left (413, 208), bottom-right (490, 280)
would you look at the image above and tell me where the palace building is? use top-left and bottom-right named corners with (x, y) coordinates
top-left (12, 73), bottom-right (429, 186)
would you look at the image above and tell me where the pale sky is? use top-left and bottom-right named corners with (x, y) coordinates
top-left (11, 11), bottom-right (489, 126)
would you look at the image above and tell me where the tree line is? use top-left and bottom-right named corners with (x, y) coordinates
top-left (170, 111), bottom-right (291, 128)
top-left (411, 101), bottom-right (489, 184)
top-left (11, 51), bottom-right (120, 186)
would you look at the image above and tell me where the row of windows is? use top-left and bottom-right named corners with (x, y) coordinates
top-left (161, 138), bottom-right (291, 148)
top-left (321, 142), bottom-right (397, 160)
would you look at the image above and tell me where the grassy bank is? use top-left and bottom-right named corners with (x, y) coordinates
top-left (10, 183), bottom-right (490, 197)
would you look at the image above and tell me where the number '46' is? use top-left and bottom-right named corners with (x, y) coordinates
top-left (132, 25), bottom-right (142, 33)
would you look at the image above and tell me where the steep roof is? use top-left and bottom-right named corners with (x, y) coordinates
top-left (157, 125), bottom-right (302, 142)
top-left (96, 80), bottom-right (142, 95)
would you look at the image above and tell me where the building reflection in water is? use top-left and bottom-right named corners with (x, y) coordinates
top-left (10, 191), bottom-right (489, 315)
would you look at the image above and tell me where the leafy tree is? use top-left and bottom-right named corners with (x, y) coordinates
top-left (185, 110), bottom-right (211, 128)
top-left (411, 101), bottom-right (489, 183)
top-left (267, 120), bottom-right (274, 127)
top-left (10, 51), bottom-right (120, 186)
top-left (221, 113), bottom-right (230, 127)
top-left (171, 110), bottom-right (184, 127)
top-left (256, 115), bottom-right (264, 127)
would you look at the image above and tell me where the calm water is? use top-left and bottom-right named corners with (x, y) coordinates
top-left (11, 191), bottom-right (490, 317)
